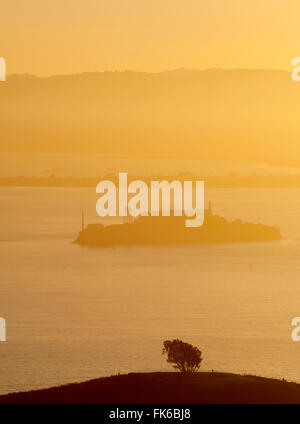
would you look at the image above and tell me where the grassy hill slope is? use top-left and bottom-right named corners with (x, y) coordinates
top-left (1, 372), bottom-right (300, 404)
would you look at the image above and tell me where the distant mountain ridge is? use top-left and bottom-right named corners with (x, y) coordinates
top-left (1, 69), bottom-right (299, 167)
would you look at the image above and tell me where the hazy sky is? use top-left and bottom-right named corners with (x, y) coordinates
top-left (1, 0), bottom-right (299, 75)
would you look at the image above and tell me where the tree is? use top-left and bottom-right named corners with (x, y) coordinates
top-left (162, 339), bottom-right (202, 373)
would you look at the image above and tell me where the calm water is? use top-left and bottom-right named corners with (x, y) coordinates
top-left (1, 186), bottom-right (300, 394)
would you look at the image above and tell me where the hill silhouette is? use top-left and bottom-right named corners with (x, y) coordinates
top-left (1, 69), bottom-right (300, 167)
top-left (0, 372), bottom-right (300, 404)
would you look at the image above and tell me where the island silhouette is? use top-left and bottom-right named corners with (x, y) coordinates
top-left (74, 203), bottom-right (281, 246)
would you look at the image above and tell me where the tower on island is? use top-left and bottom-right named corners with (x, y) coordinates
top-left (81, 210), bottom-right (85, 232)
top-left (207, 201), bottom-right (212, 216)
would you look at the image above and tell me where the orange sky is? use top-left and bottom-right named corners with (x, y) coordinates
top-left (1, 0), bottom-right (299, 76)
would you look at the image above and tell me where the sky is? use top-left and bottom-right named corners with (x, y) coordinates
top-left (1, 0), bottom-right (299, 76)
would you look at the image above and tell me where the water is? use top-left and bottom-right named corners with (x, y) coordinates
top-left (1, 186), bottom-right (300, 395)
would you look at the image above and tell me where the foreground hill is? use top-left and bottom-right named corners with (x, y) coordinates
top-left (1, 372), bottom-right (300, 404)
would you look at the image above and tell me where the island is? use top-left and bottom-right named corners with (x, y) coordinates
top-left (74, 203), bottom-right (281, 246)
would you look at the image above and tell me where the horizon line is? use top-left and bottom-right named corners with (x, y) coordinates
top-left (5, 67), bottom-right (290, 79)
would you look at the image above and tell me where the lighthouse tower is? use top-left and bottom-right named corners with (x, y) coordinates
top-left (81, 210), bottom-right (85, 232)
top-left (207, 201), bottom-right (212, 216)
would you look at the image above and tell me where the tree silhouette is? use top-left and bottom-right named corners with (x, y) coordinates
top-left (162, 339), bottom-right (202, 373)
